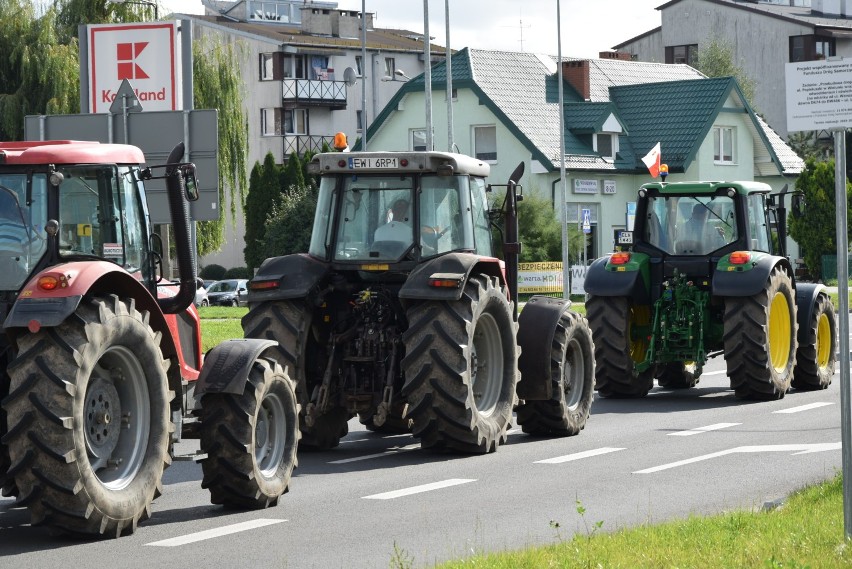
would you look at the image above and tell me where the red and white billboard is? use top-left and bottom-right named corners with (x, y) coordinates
top-left (88, 22), bottom-right (182, 113)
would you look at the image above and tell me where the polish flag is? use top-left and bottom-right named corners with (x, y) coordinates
top-left (641, 142), bottom-right (662, 178)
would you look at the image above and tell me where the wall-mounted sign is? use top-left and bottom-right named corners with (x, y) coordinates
top-left (88, 22), bottom-right (182, 113)
top-left (574, 179), bottom-right (599, 194)
top-left (603, 180), bottom-right (617, 194)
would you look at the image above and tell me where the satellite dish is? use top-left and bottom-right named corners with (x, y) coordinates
top-left (343, 67), bottom-right (357, 86)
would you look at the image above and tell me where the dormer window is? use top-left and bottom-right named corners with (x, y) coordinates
top-left (594, 133), bottom-right (618, 160)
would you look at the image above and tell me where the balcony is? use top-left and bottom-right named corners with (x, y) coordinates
top-left (283, 134), bottom-right (345, 156)
top-left (282, 79), bottom-right (347, 109)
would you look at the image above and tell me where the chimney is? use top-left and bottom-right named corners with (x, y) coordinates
top-left (599, 51), bottom-right (632, 61)
top-left (812, 0), bottom-right (842, 16)
top-left (562, 60), bottom-right (591, 100)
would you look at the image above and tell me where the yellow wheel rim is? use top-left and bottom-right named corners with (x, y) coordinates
top-left (816, 312), bottom-right (831, 369)
top-left (768, 291), bottom-right (792, 372)
top-left (629, 305), bottom-right (651, 363)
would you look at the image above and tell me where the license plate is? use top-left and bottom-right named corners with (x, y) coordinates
top-left (348, 156), bottom-right (398, 169)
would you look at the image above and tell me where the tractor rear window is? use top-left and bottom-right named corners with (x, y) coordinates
top-left (644, 195), bottom-right (737, 255)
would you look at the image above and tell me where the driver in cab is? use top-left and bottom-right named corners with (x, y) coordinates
top-left (374, 199), bottom-right (411, 242)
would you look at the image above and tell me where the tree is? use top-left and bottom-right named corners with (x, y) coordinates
top-left (694, 38), bottom-right (756, 108)
top-left (262, 181), bottom-right (319, 260)
top-left (244, 153), bottom-right (283, 273)
top-left (193, 34), bottom-right (250, 257)
top-left (788, 158), bottom-right (852, 281)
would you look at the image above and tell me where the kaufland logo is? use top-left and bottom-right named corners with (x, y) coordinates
top-left (88, 22), bottom-right (180, 112)
top-left (117, 42), bottom-right (149, 80)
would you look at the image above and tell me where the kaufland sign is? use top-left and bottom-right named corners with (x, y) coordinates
top-left (88, 22), bottom-right (182, 113)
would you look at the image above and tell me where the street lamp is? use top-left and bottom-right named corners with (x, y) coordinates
top-left (382, 69), bottom-right (411, 82)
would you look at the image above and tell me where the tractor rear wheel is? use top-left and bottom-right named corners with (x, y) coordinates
top-left (516, 311), bottom-right (595, 436)
top-left (585, 296), bottom-right (654, 397)
top-left (792, 292), bottom-right (836, 391)
top-left (243, 300), bottom-right (349, 449)
top-left (401, 275), bottom-right (518, 453)
top-left (656, 362), bottom-right (700, 389)
top-left (200, 359), bottom-right (299, 509)
top-left (0, 347), bottom-right (16, 497)
top-left (724, 266), bottom-right (796, 400)
top-left (2, 295), bottom-right (171, 537)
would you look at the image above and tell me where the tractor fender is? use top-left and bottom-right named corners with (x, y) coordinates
top-left (195, 338), bottom-right (279, 396)
top-left (712, 255), bottom-right (793, 297)
top-left (247, 253), bottom-right (329, 303)
top-left (794, 282), bottom-right (829, 346)
top-left (515, 295), bottom-right (572, 401)
top-left (398, 252), bottom-right (504, 302)
top-left (583, 255), bottom-right (650, 303)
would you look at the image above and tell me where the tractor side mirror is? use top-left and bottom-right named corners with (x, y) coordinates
top-left (181, 164), bottom-right (199, 202)
top-left (791, 193), bottom-right (805, 218)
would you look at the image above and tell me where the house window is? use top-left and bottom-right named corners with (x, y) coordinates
top-left (411, 129), bottom-right (427, 151)
top-left (473, 125), bottom-right (497, 161)
top-left (595, 133), bottom-right (617, 160)
top-left (665, 44), bottom-right (698, 65)
top-left (355, 56), bottom-right (363, 76)
top-left (713, 126), bottom-right (735, 164)
top-left (384, 57), bottom-right (395, 79)
top-left (356, 110), bottom-right (363, 132)
top-left (789, 35), bottom-right (835, 62)
top-left (261, 108), bottom-right (283, 136)
top-left (260, 53), bottom-right (275, 81)
top-left (282, 54), bottom-right (306, 79)
top-left (284, 109), bottom-right (307, 135)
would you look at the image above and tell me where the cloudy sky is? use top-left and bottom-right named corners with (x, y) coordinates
top-left (164, 0), bottom-right (663, 58)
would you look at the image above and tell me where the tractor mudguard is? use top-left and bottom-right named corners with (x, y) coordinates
top-left (516, 295), bottom-right (571, 400)
top-left (195, 338), bottom-right (279, 396)
top-left (4, 260), bottom-right (160, 329)
top-left (247, 253), bottom-right (330, 303)
top-left (583, 255), bottom-right (650, 303)
top-left (398, 252), bottom-right (504, 302)
top-left (712, 254), bottom-right (792, 297)
top-left (794, 282), bottom-right (828, 346)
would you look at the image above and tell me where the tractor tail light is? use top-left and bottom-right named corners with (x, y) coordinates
top-left (729, 251), bottom-right (751, 265)
top-left (609, 252), bottom-right (631, 265)
top-left (249, 279), bottom-right (280, 291)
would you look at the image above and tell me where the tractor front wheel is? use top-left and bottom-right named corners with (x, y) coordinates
top-left (200, 359), bottom-right (299, 509)
top-left (792, 292), bottom-right (836, 391)
top-left (2, 295), bottom-right (171, 537)
top-left (516, 311), bottom-right (595, 436)
top-left (585, 296), bottom-right (654, 397)
top-left (401, 275), bottom-right (518, 453)
top-left (724, 266), bottom-right (797, 400)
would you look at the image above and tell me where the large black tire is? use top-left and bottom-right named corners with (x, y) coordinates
top-left (656, 362), bottom-right (700, 389)
top-left (0, 344), bottom-right (16, 497)
top-left (242, 300), bottom-right (349, 450)
top-left (401, 275), bottom-right (518, 454)
top-left (792, 292), bottom-right (836, 391)
top-left (516, 311), bottom-right (595, 436)
top-left (724, 266), bottom-right (797, 400)
top-left (585, 296), bottom-right (654, 397)
top-left (2, 295), bottom-right (171, 537)
top-left (199, 358), bottom-right (299, 509)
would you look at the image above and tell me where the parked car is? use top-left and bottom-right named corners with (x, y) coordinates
top-left (205, 279), bottom-right (248, 307)
top-left (194, 277), bottom-right (209, 307)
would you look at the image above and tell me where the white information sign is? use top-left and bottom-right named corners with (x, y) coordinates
top-left (603, 180), bottom-right (617, 195)
top-left (88, 22), bottom-right (182, 113)
top-left (573, 179), bottom-right (599, 194)
top-left (785, 58), bottom-right (852, 132)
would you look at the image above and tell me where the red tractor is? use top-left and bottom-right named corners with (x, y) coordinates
top-left (0, 140), bottom-right (299, 537)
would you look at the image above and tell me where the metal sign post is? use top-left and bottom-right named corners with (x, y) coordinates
top-left (786, 57), bottom-right (852, 537)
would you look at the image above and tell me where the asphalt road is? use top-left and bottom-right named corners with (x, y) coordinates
top-left (0, 355), bottom-right (844, 568)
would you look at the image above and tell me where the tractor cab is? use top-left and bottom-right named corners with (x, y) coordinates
top-left (307, 151), bottom-right (493, 267)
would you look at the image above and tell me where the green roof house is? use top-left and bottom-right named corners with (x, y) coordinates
top-left (364, 48), bottom-right (803, 259)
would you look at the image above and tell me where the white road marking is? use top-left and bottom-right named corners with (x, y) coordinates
top-left (145, 519), bottom-right (286, 547)
top-left (634, 442), bottom-right (841, 474)
top-left (363, 478), bottom-right (476, 500)
top-left (329, 443), bottom-right (420, 464)
top-left (701, 370), bottom-right (727, 376)
top-left (772, 402), bottom-right (834, 414)
top-left (668, 422), bottom-right (741, 436)
top-left (534, 447), bottom-right (625, 464)
top-left (506, 427), bottom-right (522, 435)
top-left (339, 438), bottom-right (370, 444)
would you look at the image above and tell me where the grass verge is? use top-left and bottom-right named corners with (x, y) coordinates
top-left (198, 306), bottom-right (247, 352)
top-left (434, 474), bottom-right (849, 569)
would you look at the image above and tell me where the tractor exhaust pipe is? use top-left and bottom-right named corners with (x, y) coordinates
top-left (158, 142), bottom-right (197, 314)
top-left (504, 161), bottom-right (525, 319)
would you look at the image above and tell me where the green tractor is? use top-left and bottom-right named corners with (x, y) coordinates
top-left (584, 180), bottom-right (836, 400)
